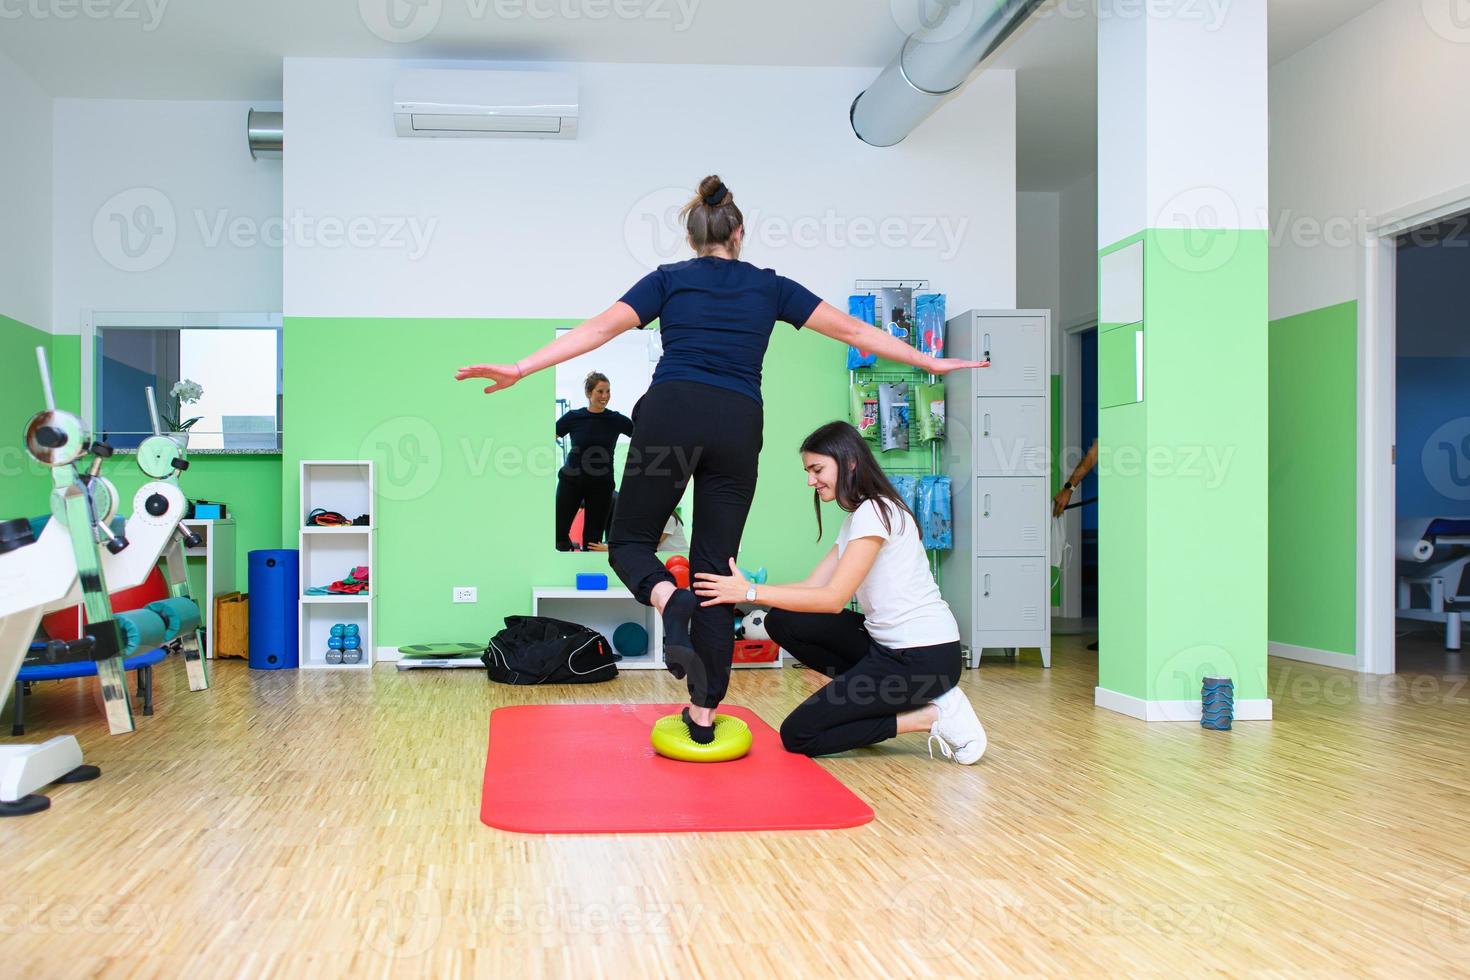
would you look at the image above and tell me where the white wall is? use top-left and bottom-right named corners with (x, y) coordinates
top-left (1, 51), bottom-right (52, 332)
top-left (1018, 190), bottom-right (1061, 370)
top-left (51, 99), bottom-right (283, 335)
top-left (1271, 0), bottom-right (1470, 320)
top-left (283, 58), bottom-right (1017, 318)
top-left (1099, 2), bottom-right (1268, 247)
top-left (1058, 173), bottom-right (1098, 330)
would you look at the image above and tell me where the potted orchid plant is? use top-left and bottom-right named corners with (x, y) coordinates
top-left (160, 379), bottom-right (204, 448)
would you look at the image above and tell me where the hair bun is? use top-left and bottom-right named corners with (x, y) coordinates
top-left (699, 175), bottom-right (730, 208)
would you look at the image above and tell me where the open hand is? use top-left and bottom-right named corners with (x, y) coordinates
top-left (693, 558), bottom-right (749, 608)
top-left (928, 356), bottom-right (991, 374)
top-left (455, 363), bottom-right (522, 394)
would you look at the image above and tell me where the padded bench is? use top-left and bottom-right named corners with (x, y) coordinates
top-left (11, 646), bottom-right (167, 736)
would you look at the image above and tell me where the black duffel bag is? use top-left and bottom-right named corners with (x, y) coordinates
top-left (482, 615), bottom-right (619, 685)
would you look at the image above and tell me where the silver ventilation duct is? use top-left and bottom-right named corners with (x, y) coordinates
top-left (851, 0), bottom-right (1048, 147)
top-left (247, 109), bottom-right (283, 160)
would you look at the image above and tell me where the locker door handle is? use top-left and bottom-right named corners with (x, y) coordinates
top-left (983, 414), bottom-right (991, 437)
top-left (983, 333), bottom-right (992, 361)
top-left (983, 574), bottom-right (991, 598)
top-left (983, 493), bottom-right (991, 517)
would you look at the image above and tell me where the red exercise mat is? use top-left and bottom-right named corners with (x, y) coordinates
top-left (481, 704), bottom-right (874, 834)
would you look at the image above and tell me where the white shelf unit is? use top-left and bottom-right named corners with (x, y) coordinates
top-left (299, 462), bottom-right (374, 670)
top-left (939, 310), bottom-right (1053, 669)
top-left (531, 587), bottom-right (782, 671)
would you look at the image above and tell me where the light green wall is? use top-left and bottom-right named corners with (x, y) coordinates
top-left (282, 317), bottom-right (849, 648)
top-left (1099, 229), bottom-right (1271, 703)
top-left (1268, 302), bottom-right (1357, 656)
top-left (0, 315), bottom-right (58, 519)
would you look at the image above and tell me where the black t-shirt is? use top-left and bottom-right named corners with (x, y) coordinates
top-left (619, 257), bottom-right (823, 404)
top-left (556, 407), bottom-right (633, 479)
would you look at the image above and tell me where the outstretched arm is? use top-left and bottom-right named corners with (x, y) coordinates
top-left (802, 302), bottom-right (989, 376)
top-left (455, 302), bottom-right (642, 394)
top-left (694, 540), bottom-right (881, 614)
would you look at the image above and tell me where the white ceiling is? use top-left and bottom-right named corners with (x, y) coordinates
top-left (0, 0), bottom-right (1386, 192)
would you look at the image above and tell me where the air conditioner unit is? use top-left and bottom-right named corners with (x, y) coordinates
top-left (393, 69), bottom-right (578, 140)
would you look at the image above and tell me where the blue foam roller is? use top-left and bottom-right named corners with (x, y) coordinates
top-left (146, 597), bottom-right (200, 642)
top-left (116, 609), bottom-right (167, 656)
top-left (248, 549), bottom-right (300, 670)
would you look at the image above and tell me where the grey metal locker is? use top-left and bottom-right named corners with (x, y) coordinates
top-left (975, 397), bottom-right (1047, 478)
top-left (940, 310), bottom-right (1053, 668)
top-left (975, 478), bottom-right (1048, 556)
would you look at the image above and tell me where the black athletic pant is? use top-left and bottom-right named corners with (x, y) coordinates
top-left (608, 381), bottom-right (762, 708)
top-left (766, 608), bottom-right (963, 756)
top-left (555, 472), bottom-right (615, 550)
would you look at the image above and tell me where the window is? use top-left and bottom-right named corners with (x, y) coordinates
top-left (91, 313), bottom-right (282, 451)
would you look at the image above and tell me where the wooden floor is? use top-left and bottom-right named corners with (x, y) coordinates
top-left (3, 635), bottom-right (1469, 978)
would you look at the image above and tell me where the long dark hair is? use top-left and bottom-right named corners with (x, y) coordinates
top-left (679, 175), bottom-right (743, 256)
top-left (799, 421), bottom-right (914, 540)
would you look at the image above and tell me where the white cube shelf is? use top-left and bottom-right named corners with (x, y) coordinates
top-left (300, 461), bottom-right (374, 669)
top-left (531, 587), bottom-right (782, 671)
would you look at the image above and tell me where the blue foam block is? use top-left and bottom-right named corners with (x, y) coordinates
top-left (576, 573), bottom-right (608, 591)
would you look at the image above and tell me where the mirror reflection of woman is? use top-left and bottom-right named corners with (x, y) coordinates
top-left (554, 372), bottom-right (633, 552)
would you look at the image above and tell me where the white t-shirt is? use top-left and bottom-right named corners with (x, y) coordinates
top-left (836, 498), bottom-right (960, 649)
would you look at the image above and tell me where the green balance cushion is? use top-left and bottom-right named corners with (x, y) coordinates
top-left (650, 713), bottom-right (753, 763)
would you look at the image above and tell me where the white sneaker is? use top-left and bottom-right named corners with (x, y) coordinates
top-left (928, 687), bottom-right (987, 765)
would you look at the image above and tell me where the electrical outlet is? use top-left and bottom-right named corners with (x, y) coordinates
top-left (453, 587), bottom-right (477, 604)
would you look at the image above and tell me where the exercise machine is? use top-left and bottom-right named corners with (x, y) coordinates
top-left (0, 348), bottom-right (205, 814)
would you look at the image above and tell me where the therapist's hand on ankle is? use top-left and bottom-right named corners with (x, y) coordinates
top-left (693, 559), bottom-right (750, 607)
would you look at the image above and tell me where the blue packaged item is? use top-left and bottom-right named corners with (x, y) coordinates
top-left (917, 475), bottom-right (953, 551)
top-left (846, 295), bottom-right (878, 369)
top-left (1201, 676), bottom-right (1235, 730)
top-left (889, 475), bottom-right (919, 516)
top-left (916, 294), bottom-right (946, 359)
top-left (576, 573), bottom-right (608, 591)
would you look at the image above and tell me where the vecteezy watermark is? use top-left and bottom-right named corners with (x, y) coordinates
top-left (1422, 872), bottom-right (1470, 947)
top-left (1422, 0), bottom-right (1470, 44)
top-left (361, 416), bottom-right (445, 503)
top-left (1153, 185), bottom-right (1244, 273)
top-left (1422, 417), bottom-right (1470, 502)
top-left (359, 0), bottom-right (699, 43)
top-left (482, 895), bottom-right (702, 939)
top-left (892, 0), bottom-right (1231, 43)
top-left (364, 872), bottom-right (444, 959)
top-left (193, 210), bottom-right (437, 260)
top-left (93, 187), bottom-right (177, 273)
top-left (92, 188), bottom-right (439, 272)
top-left (0, 899), bottom-right (171, 941)
top-left (890, 873), bottom-right (983, 962)
top-left (1039, 0), bottom-right (1232, 30)
top-left (0, 0), bottom-right (169, 31)
top-left (1269, 667), bottom-right (1470, 709)
top-left (623, 187), bottom-right (969, 271)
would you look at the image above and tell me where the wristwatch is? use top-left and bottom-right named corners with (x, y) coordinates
top-left (1062, 481), bottom-right (1074, 492)
top-left (745, 583), bottom-right (759, 602)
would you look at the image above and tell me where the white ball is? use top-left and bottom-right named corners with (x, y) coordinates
top-left (743, 610), bottom-right (770, 642)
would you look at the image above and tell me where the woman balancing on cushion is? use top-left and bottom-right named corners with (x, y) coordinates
top-left (455, 175), bottom-right (987, 746)
top-left (694, 422), bottom-right (986, 764)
